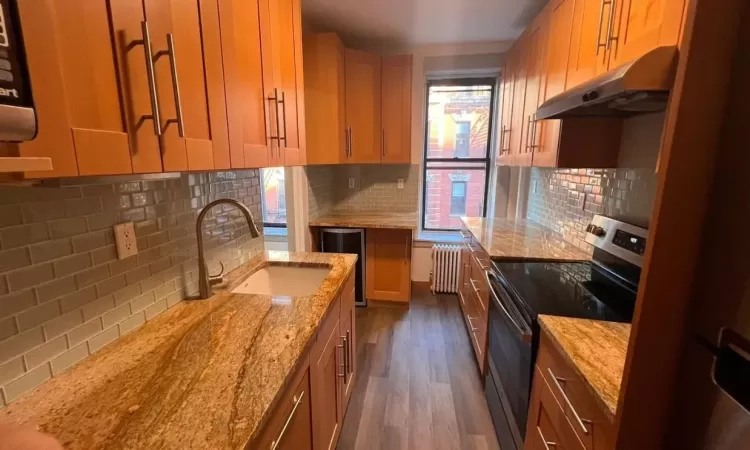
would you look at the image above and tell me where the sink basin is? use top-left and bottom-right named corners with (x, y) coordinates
top-left (231, 265), bottom-right (330, 297)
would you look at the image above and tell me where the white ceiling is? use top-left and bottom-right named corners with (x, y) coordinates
top-left (302, 0), bottom-right (546, 47)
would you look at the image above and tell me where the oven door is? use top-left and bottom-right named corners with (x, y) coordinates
top-left (485, 271), bottom-right (534, 450)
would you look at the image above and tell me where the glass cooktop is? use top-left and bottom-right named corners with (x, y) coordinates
top-left (490, 260), bottom-right (637, 323)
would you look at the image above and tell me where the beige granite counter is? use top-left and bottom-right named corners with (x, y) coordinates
top-left (538, 315), bottom-right (631, 421)
top-left (461, 217), bottom-right (591, 261)
top-left (309, 212), bottom-right (417, 229)
top-left (0, 251), bottom-right (357, 450)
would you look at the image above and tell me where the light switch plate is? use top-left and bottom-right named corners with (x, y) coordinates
top-left (349, 177), bottom-right (355, 189)
top-left (114, 222), bottom-right (138, 260)
top-left (397, 179), bottom-right (404, 190)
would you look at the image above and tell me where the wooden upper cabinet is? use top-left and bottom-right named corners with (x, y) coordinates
top-left (303, 33), bottom-right (347, 165)
top-left (519, 12), bottom-right (550, 167)
top-left (608, 0), bottom-right (686, 68)
top-left (496, 53), bottom-right (516, 166)
top-left (566, 0), bottom-right (612, 89)
top-left (345, 49), bottom-right (382, 164)
top-left (508, 39), bottom-right (528, 166)
top-left (15, 0), bottom-right (147, 178)
top-left (534, 0), bottom-right (575, 167)
top-left (366, 228), bottom-right (412, 302)
top-left (218, 0), bottom-right (271, 169)
top-left (381, 55), bottom-right (412, 164)
top-left (265, 0), bottom-right (306, 167)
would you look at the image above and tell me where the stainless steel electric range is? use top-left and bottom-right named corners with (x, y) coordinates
top-left (484, 215), bottom-right (648, 450)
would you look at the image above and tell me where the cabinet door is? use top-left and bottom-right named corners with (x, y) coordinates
top-left (312, 316), bottom-right (343, 450)
top-left (340, 306), bottom-right (355, 411)
top-left (508, 38), bottom-right (528, 166)
top-left (496, 55), bottom-right (516, 166)
top-left (518, 13), bottom-right (549, 168)
top-left (365, 228), bottom-right (412, 302)
top-left (255, 367), bottom-right (313, 450)
top-left (218, 0), bottom-right (272, 169)
top-left (608, 0), bottom-right (685, 68)
top-left (17, 0), bottom-right (151, 178)
top-left (534, 0), bottom-right (577, 168)
top-left (146, 0), bottom-right (230, 172)
top-left (265, 0), bottom-right (305, 166)
top-left (381, 55), bottom-right (412, 164)
top-left (303, 33), bottom-right (347, 165)
top-left (345, 49), bottom-right (382, 164)
top-left (566, 0), bottom-right (612, 89)
top-left (524, 367), bottom-right (584, 450)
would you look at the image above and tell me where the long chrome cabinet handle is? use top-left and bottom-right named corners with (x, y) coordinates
top-left (529, 116), bottom-right (538, 150)
top-left (606, 0), bottom-right (617, 51)
top-left (164, 34), bottom-right (184, 137)
top-left (270, 391), bottom-right (305, 450)
top-left (267, 89), bottom-right (281, 159)
top-left (537, 427), bottom-right (557, 450)
top-left (139, 21), bottom-right (161, 136)
top-left (348, 127), bottom-right (353, 157)
top-left (279, 90), bottom-right (287, 147)
top-left (466, 315), bottom-right (479, 332)
top-left (345, 330), bottom-right (351, 377)
top-left (381, 128), bottom-right (385, 157)
top-left (337, 341), bottom-right (346, 378)
top-left (595, 0), bottom-right (607, 56)
top-left (547, 368), bottom-right (593, 435)
top-left (485, 271), bottom-right (532, 343)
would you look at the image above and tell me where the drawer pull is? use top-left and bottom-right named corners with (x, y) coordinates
top-left (547, 368), bottom-right (593, 435)
top-left (537, 426), bottom-right (557, 450)
top-left (467, 315), bottom-right (479, 332)
top-left (270, 391), bottom-right (305, 450)
top-left (470, 278), bottom-right (480, 295)
top-left (337, 342), bottom-right (346, 379)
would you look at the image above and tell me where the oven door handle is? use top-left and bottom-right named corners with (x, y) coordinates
top-left (486, 271), bottom-right (532, 344)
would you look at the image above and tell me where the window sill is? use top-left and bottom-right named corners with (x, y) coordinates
top-left (263, 227), bottom-right (288, 237)
top-left (414, 230), bottom-right (463, 245)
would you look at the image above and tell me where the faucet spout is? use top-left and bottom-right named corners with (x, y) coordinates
top-left (195, 199), bottom-right (261, 299)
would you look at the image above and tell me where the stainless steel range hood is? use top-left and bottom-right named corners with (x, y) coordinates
top-left (536, 46), bottom-right (678, 120)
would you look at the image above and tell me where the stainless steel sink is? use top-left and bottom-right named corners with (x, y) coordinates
top-left (231, 265), bottom-right (330, 297)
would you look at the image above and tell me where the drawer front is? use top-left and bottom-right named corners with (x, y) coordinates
top-left (469, 255), bottom-right (490, 314)
top-left (536, 334), bottom-right (615, 450)
top-left (254, 364), bottom-right (313, 449)
top-left (526, 366), bottom-right (585, 450)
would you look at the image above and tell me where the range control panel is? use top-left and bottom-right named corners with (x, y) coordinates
top-left (612, 229), bottom-right (647, 256)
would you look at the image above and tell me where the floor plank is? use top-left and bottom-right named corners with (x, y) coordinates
top-left (337, 286), bottom-right (500, 450)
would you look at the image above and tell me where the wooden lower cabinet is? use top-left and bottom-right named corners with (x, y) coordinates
top-left (458, 229), bottom-right (490, 374)
top-left (525, 331), bottom-right (616, 450)
top-left (254, 362), bottom-right (314, 449)
top-left (365, 228), bottom-right (412, 302)
top-left (251, 272), bottom-right (356, 450)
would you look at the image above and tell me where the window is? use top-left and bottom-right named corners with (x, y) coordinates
top-left (450, 181), bottom-right (467, 216)
top-left (454, 121), bottom-right (470, 157)
top-left (421, 78), bottom-right (496, 231)
top-left (260, 167), bottom-right (286, 228)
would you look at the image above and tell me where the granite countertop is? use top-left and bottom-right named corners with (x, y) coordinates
top-left (0, 251), bottom-right (357, 450)
top-left (538, 315), bottom-right (631, 422)
top-left (461, 217), bottom-right (592, 261)
top-left (309, 212), bottom-right (417, 229)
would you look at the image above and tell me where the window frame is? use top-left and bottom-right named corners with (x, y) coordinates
top-left (421, 77), bottom-right (497, 232)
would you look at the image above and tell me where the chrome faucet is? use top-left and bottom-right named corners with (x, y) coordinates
top-left (195, 198), bottom-right (261, 299)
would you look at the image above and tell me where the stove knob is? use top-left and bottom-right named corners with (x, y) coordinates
top-left (590, 225), bottom-right (606, 237)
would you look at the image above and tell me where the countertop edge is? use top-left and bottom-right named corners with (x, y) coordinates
top-left (537, 316), bottom-right (620, 423)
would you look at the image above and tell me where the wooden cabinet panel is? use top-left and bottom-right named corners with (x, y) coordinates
top-left (609, 0), bottom-right (685, 69)
top-left (311, 309), bottom-right (343, 450)
top-left (525, 366), bottom-right (585, 450)
top-left (303, 33), bottom-right (347, 165)
top-left (16, 0), bottom-right (146, 178)
top-left (365, 228), bottom-right (412, 302)
top-left (508, 40), bottom-right (528, 166)
top-left (496, 54), bottom-right (517, 166)
top-left (267, 0), bottom-right (306, 166)
top-left (381, 55), bottom-right (412, 163)
top-left (218, 0), bottom-right (271, 169)
top-left (566, 0), bottom-right (613, 89)
top-left (519, 13), bottom-right (549, 168)
top-left (255, 364), bottom-right (313, 450)
top-left (345, 49), bottom-right (382, 164)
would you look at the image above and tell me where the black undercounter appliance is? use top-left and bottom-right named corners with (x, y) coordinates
top-left (484, 215), bottom-right (648, 450)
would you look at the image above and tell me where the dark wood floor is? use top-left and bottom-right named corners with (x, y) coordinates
top-left (337, 286), bottom-right (500, 450)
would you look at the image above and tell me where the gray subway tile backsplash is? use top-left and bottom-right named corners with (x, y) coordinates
top-left (0, 170), bottom-right (264, 406)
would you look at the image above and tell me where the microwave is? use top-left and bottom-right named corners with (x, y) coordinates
top-left (0, 0), bottom-right (35, 142)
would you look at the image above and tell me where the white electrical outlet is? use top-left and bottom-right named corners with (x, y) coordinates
top-left (114, 222), bottom-right (138, 260)
top-left (349, 177), bottom-right (355, 189)
top-left (397, 179), bottom-right (405, 190)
